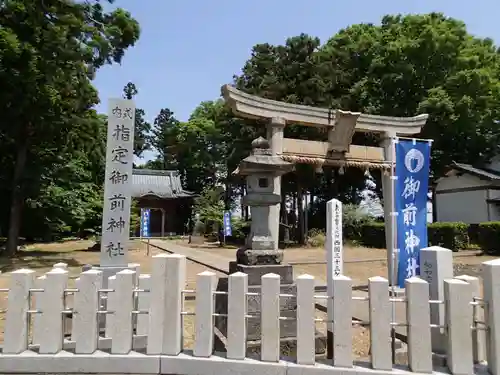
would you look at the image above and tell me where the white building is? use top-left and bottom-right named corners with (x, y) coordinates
top-left (434, 158), bottom-right (500, 224)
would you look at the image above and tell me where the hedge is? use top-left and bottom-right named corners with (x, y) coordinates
top-left (347, 221), bottom-right (470, 251)
top-left (428, 222), bottom-right (469, 250)
top-left (476, 222), bottom-right (500, 255)
top-left (359, 222), bottom-right (385, 248)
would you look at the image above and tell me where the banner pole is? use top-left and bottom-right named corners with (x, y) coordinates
top-left (390, 136), bottom-right (398, 363)
top-left (390, 137), bottom-right (398, 289)
top-left (395, 135), bottom-right (434, 143)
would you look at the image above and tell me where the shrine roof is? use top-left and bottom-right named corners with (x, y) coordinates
top-left (131, 169), bottom-right (195, 199)
top-left (446, 162), bottom-right (500, 181)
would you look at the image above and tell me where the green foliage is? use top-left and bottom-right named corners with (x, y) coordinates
top-left (350, 222), bottom-right (469, 250)
top-left (231, 13), bottom-right (500, 212)
top-left (148, 101), bottom-right (248, 196)
top-left (22, 154), bottom-right (103, 240)
top-left (129, 201), bottom-right (140, 237)
top-left (141, 13), bottom-right (500, 247)
top-left (477, 222), bottom-right (500, 254)
top-left (428, 222), bottom-right (469, 251)
top-left (317, 13), bottom-right (500, 178)
top-left (359, 222), bottom-right (386, 248)
top-left (3, 9), bottom-right (500, 257)
top-left (306, 228), bottom-right (326, 248)
top-left (192, 217), bottom-right (205, 236)
top-left (149, 108), bottom-right (181, 170)
top-left (0, 0), bottom-right (140, 253)
top-left (122, 82), bottom-right (151, 157)
top-left (192, 187), bottom-right (225, 235)
top-left (342, 204), bottom-right (375, 242)
top-left (229, 217), bottom-right (251, 243)
top-left (191, 187), bottom-right (249, 243)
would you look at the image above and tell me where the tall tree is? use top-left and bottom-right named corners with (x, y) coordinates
top-left (234, 15), bottom-right (500, 211)
top-left (22, 111), bottom-right (107, 241)
top-left (142, 13), bottom-right (500, 238)
top-left (316, 12), bottom-right (500, 177)
top-left (233, 34), bottom-right (370, 241)
top-left (122, 82), bottom-right (151, 157)
top-left (149, 108), bottom-right (181, 169)
top-left (0, 0), bottom-right (140, 255)
top-left (148, 101), bottom-right (258, 197)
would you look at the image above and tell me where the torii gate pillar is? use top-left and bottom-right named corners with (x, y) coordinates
top-left (380, 131), bottom-right (397, 285)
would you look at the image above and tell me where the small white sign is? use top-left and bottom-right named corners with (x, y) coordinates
top-left (326, 198), bottom-right (343, 339)
top-left (100, 99), bottom-right (135, 267)
top-left (326, 198), bottom-right (343, 279)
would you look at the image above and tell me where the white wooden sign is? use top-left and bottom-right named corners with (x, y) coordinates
top-left (326, 198), bottom-right (343, 353)
top-left (100, 99), bottom-right (135, 267)
top-left (326, 198), bottom-right (343, 279)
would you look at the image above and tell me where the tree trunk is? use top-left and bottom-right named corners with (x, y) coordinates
top-left (297, 184), bottom-right (305, 245)
top-left (6, 136), bottom-right (29, 256)
top-left (280, 194), bottom-right (290, 242)
top-left (304, 193), bottom-right (309, 241)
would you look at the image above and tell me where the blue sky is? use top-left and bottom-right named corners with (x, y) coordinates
top-left (94, 0), bottom-right (500, 141)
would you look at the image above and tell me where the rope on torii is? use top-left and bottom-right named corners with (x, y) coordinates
top-left (280, 155), bottom-right (391, 171)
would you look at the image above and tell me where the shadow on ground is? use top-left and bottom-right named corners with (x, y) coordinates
top-left (0, 250), bottom-right (85, 273)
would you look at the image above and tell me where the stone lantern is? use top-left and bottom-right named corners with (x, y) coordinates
top-left (236, 136), bottom-right (294, 269)
top-left (216, 136), bottom-right (325, 357)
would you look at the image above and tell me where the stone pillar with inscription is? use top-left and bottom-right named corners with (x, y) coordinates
top-left (99, 98), bottom-right (136, 278)
top-left (326, 198), bottom-right (343, 358)
top-left (326, 199), bottom-right (343, 279)
top-left (325, 199), bottom-right (344, 359)
top-left (80, 99), bottom-right (137, 332)
top-left (420, 246), bottom-right (453, 355)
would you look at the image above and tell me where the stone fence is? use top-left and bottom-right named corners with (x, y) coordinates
top-left (0, 254), bottom-right (499, 375)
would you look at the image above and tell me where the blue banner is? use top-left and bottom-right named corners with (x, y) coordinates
top-left (223, 211), bottom-right (232, 237)
top-left (140, 208), bottom-right (150, 238)
top-left (395, 139), bottom-right (431, 287)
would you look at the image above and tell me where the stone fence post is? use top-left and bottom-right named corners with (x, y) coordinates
top-left (420, 245), bottom-right (453, 354)
top-left (482, 259), bottom-right (500, 375)
top-left (444, 279), bottom-right (473, 375)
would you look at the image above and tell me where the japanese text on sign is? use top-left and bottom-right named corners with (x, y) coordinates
top-left (223, 211), bottom-right (232, 237)
top-left (333, 203), bottom-right (342, 276)
top-left (326, 198), bottom-right (344, 338)
top-left (326, 199), bottom-right (343, 280)
top-left (421, 261), bottom-right (433, 283)
top-left (100, 98), bottom-right (136, 267)
top-left (395, 140), bottom-right (431, 287)
top-left (140, 208), bottom-right (150, 238)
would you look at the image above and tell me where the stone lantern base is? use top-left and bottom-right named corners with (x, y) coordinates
top-left (214, 259), bottom-right (327, 358)
top-left (229, 261), bottom-right (293, 286)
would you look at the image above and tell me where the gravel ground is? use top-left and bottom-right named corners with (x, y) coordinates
top-left (454, 263), bottom-right (482, 278)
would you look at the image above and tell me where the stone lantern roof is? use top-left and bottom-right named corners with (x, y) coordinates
top-left (237, 137), bottom-right (294, 176)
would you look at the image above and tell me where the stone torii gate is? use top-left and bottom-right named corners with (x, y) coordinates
top-left (222, 84), bottom-right (429, 285)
